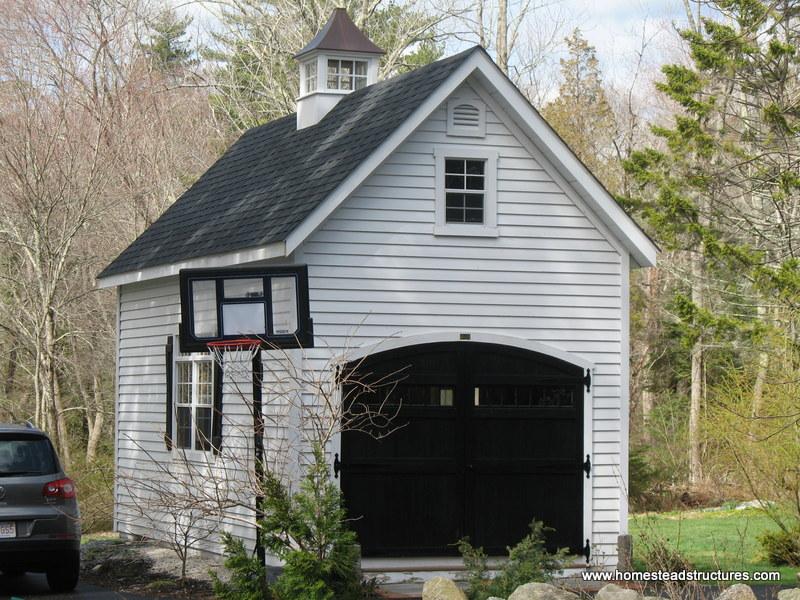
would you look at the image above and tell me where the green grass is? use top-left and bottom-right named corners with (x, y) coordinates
top-left (630, 508), bottom-right (797, 584)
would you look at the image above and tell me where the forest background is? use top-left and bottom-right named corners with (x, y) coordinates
top-left (1, 0), bottom-right (799, 541)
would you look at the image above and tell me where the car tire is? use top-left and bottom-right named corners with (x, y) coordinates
top-left (46, 551), bottom-right (80, 592)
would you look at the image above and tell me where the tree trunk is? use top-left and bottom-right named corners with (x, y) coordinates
top-left (43, 309), bottom-right (71, 469)
top-left (689, 250), bottom-right (703, 487)
top-left (86, 376), bottom-right (105, 464)
top-left (496, 0), bottom-right (508, 74)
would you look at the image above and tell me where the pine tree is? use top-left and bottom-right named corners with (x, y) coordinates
top-left (624, 0), bottom-right (800, 486)
top-left (542, 29), bottom-right (619, 191)
top-left (142, 10), bottom-right (196, 74)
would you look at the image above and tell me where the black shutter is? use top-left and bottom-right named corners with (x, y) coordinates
top-left (164, 337), bottom-right (174, 451)
top-left (212, 362), bottom-right (223, 454)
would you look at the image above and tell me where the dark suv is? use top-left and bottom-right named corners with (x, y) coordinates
top-left (0, 423), bottom-right (80, 592)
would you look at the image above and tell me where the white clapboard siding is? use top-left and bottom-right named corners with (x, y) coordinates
top-left (115, 278), bottom-right (260, 552)
top-left (292, 81), bottom-right (626, 565)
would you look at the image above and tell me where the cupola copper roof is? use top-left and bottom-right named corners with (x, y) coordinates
top-left (294, 8), bottom-right (385, 59)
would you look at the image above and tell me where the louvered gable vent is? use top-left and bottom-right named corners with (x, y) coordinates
top-left (447, 99), bottom-right (486, 137)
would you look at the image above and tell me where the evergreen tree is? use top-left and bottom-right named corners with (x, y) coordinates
top-left (143, 10), bottom-right (196, 74)
top-left (542, 29), bottom-right (619, 191)
top-left (624, 0), bottom-right (800, 486)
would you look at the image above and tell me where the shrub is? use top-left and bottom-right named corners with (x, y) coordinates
top-left (211, 533), bottom-right (271, 600)
top-left (634, 528), bottom-right (693, 572)
top-left (260, 445), bottom-right (366, 600)
top-left (210, 446), bottom-right (376, 600)
top-left (458, 520), bottom-right (567, 600)
top-left (758, 527), bottom-right (800, 566)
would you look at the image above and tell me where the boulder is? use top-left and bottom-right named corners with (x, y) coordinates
top-left (422, 577), bottom-right (467, 600)
top-left (716, 584), bottom-right (756, 600)
top-left (508, 582), bottom-right (580, 600)
top-left (595, 584), bottom-right (640, 600)
top-left (487, 598), bottom-right (506, 600)
top-left (778, 589), bottom-right (800, 600)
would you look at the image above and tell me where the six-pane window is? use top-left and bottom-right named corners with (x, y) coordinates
top-left (327, 59), bottom-right (367, 91)
top-left (304, 61), bottom-right (317, 94)
top-left (175, 357), bottom-right (214, 451)
top-left (445, 158), bottom-right (485, 223)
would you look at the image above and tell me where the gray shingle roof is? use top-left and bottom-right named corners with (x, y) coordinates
top-left (99, 47), bottom-right (478, 280)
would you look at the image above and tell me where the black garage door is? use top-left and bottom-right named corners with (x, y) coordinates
top-left (340, 342), bottom-right (585, 557)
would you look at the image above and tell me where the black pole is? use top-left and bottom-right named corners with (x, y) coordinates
top-left (252, 352), bottom-right (266, 566)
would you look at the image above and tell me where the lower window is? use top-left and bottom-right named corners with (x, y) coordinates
top-left (175, 355), bottom-right (214, 451)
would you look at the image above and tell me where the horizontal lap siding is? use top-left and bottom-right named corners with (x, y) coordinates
top-left (116, 278), bottom-right (258, 553)
top-left (298, 82), bottom-right (625, 565)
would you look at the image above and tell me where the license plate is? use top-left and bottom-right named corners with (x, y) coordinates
top-left (0, 522), bottom-right (15, 538)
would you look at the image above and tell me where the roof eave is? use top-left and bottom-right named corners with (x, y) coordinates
top-left (96, 241), bottom-right (286, 289)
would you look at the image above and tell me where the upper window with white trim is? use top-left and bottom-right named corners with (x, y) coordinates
top-left (434, 147), bottom-right (498, 237)
top-left (175, 353), bottom-right (215, 452)
top-left (445, 158), bottom-right (486, 224)
top-left (327, 59), bottom-right (368, 91)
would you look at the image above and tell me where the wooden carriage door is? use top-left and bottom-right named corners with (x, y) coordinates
top-left (340, 342), bottom-right (585, 557)
top-left (464, 344), bottom-right (584, 555)
top-left (340, 345), bottom-right (464, 556)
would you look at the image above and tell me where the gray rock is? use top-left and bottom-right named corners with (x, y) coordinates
top-left (508, 582), bottom-right (580, 600)
top-left (778, 589), bottom-right (800, 600)
top-left (422, 577), bottom-right (467, 600)
top-left (734, 500), bottom-right (773, 510)
top-left (595, 583), bottom-right (640, 600)
top-left (716, 584), bottom-right (756, 600)
top-left (487, 597), bottom-right (506, 600)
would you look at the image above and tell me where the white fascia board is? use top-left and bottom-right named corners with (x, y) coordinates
top-left (468, 56), bottom-right (658, 268)
top-left (285, 50), bottom-right (486, 254)
top-left (285, 48), bottom-right (656, 267)
top-left (96, 241), bottom-right (286, 289)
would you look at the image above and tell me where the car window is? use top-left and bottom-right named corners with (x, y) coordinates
top-left (0, 434), bottom-right (58, 475)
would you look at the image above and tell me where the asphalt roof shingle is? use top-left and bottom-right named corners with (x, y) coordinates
top-left (99, 48), bottom-right (478, 280)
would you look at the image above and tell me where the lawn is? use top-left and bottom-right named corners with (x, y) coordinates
top-left (629, 508), bottom-right (797, 584)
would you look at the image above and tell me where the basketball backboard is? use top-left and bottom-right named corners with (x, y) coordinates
top-left (178, 265), bottom-right (314, 352)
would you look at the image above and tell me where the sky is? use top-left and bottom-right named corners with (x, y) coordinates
top-left (175, 0), bottom-right (692, 93)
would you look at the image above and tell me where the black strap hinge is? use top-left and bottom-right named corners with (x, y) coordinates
top-left (583, 454), bottom-right (591, 478)
top-left (584, 368), bottom-right (591, 392)
top-left (333, 453), bottom-right (341, 479)
top-left (583, 539), bottom-right (591, 562)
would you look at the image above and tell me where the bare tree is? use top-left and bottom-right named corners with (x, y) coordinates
top-left (117, 338), bottom-right (406, 565)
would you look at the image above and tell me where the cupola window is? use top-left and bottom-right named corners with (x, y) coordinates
top-left (303, 61), bottom-right (318, 94)
top-left (327, 59), bottom-right (368, 91)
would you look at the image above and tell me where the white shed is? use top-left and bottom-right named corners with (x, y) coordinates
top-left (97, 8), bottom-right (657, 571)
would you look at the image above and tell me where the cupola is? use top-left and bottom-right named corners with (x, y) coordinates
top-left (295, 8), bottom-right (384, 129)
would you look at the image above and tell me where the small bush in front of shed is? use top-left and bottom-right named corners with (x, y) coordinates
top-left (211, 533), bottom-right (271, 600)
top-left (457, 519), bottom-right (568, 600)
top-left (260, 444), bottom-right (369, 600)
top-left (758, 526), bottom-right (800, 566)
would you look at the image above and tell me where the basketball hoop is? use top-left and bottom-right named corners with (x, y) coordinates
top-left (206, 337), bottom-right (262, 367)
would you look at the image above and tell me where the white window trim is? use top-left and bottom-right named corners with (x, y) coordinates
top-left (173, 350), bottom-right (216, 457)
top-left (434, 146), bottom-right (498, 237)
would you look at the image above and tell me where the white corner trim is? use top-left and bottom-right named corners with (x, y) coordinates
top-left (341, 331), bottom-right (594, 370)
top-left (96, 241), bottom-right (287, 289)
top-left (285, 51), bottom-right (486, 255)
